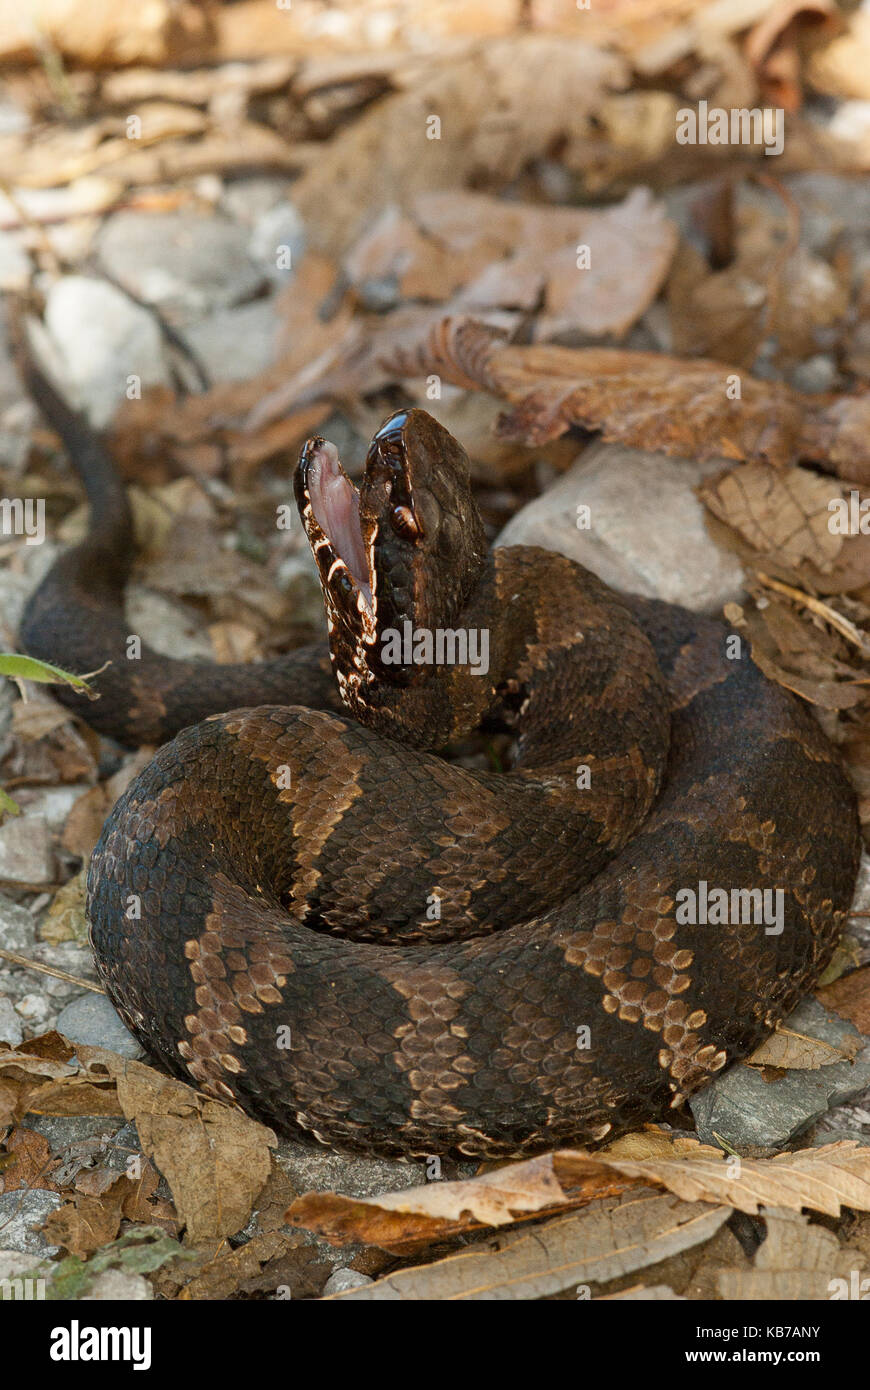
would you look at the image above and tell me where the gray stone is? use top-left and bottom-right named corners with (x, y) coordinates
top-left (690, 998), bottom-right (870, 1151)
top-left (124, 587), bottom-right (217, 661)
top-left (43, 275), bottom-right (170, 428)
top-left (0, 1189), bottom-right (62, 1255)
top-left (182, 299), bottom-right (280, 384)
top-left (220, 178), bottom-right (291, 227)
top-left (81, 1269), bottom-right (153, 1300)
top-left (0, 816), bottom-right (55, 885)
top-left (249, 201), bottom-right (306, 285)
top-left (0, 231), bottom-right (31, 292)
top-left (322, 1267), bottom-right (373, 1295)
top-left (811, 1128), bottom-right (870, 1147)
top-left (496, 441), bottom-right (745, 613)
top-left (14, 785), bottom-right (91, 834)
top-left (98, 211), bottom-right (263, 320)
top-left (0, 894), bottom-right (38, 950)
top-left (56, 992), bottom-right (144, 1059)
top-left (0, 994), bottom-right (23, 1046)
top-left (274, 1139), bottom-right (429, 1200)
top-left (0, 1250), bottom-right (49, 1301)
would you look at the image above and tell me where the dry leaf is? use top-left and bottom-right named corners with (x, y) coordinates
top-left (292, 1137), bottom-right (870, 1254)
top-left (77, 1047), bottom-right (275, 1245)
top-left (700, 462), bottom-right (844, 570)
top-left (326, 1191), bottom-right (730, 1300)
top-left (747, 1024), bottom-right (862, 1069)
top-left (718, 1207), bottom-right (865, 1300)
top-left (817, 966), bottom-right (870, 1037)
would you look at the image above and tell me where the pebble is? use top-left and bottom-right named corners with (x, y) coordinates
top-left (0, 1190), bottom-right (63, 1256)
top-left (690, 997), bottom-right (870, 1151)
top-left (249, 201), bottom-right (306, 284)
top-left (44, 275), bottom-right (170, 428)
top-left (497, 440), bottom-right (745, 613)
top-left (56, 992), bottom-right (144, 1060)
top-left (182, 299), bottom-right (281, 384)
top-left (97, 211), bottom-right (264, 321)
top-left (0, 994), bottom-right (23, 1046)
top-left (322, 1267), bottom-right (374, 1295)
top-left (0, 817), bottom-right (55, 886)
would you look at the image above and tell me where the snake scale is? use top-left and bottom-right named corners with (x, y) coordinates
top-left (18, 354), bottom-right (861, 1159)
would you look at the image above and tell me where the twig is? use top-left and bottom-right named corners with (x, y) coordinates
top-left (755, 572), bottom-right (870, 659)
top-left (0, 947), bottom-right (104, 994)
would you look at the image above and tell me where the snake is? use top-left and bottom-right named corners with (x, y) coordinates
top-left (17, 352), bottom-right (861, 1159)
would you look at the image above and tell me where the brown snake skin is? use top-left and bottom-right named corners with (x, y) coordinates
top-left (18, 357), bottom-right (861, 1159)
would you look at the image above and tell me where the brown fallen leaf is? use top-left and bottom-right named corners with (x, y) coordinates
top-left (746, 1023), bottom-right (862, 1070)
top-left (700, 462), bottom-right (844, 571)
top-left (77, 1046), bottom-right (275, 1245)
top-left (291, 37), bottom-right (630, 257)
top-left (291, 1137), bottom-right (870, 1255)
top-left (346, 187), bottom-right (677, 340)
top-left (0, 1126), bottom-right (60, 1195)
top-left (326, 1191), bottom-right (731, 1300)
top-left (385, 317), bottom-right (808, 466)
top-left (717, 1207), bottom-right (865, 1300)
top-left (288, 1149), bottom-right (641, 1254)
top-left (818, 966), bottom-right (870, 1037)
top-left (178, 1229), bottom-right (328, 1301)
top-left (43, 1192), bottom-right (122, 1260)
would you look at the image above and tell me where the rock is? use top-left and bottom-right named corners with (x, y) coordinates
top-left (0, 994), bottom-right (23, 1046)
top-left (82, 1269), bottom-right (152, 1300)
top-left (249, 201), bottom-right (306, 284)
top-left (0, 1190), bottom-right (62, 1255)
top-left (44, 276), bottom-right (170, 428)
top-left (790, 354), bottom-right (838, 395)
top-left (322, 1267), bottom-right (373, 1295)
top-left (15, 785), bottom-right (91, 834)
top-left (496, 441), bottom-right (745, 613)
top-left (0, 894), bottom-right (38, 950)
top-left (0, 231), bottom-right (30, 292)
top-left (0, 816), bottom-right (55, 885)
top-left (690, 998), bottom-right (870, 1151)
top-left (811, 1128), bottom-right (870, 1147)
top-left (275, 1139), bottom-right (428, 1199)
top-left (0, 1249), bottom-right (49, 1301)
top-left (97, 211), bottom-right (263, 321)
top-left (14, 994), bottom-right (52, 1026)
top-left (182, 299), bottom-right (280, 384)
top-left (56, 993), bottom-right (144, 1059)
top-left (220, 178), bottom-right (291, 227)
top-left (124, 587), bottom-right (217, 661)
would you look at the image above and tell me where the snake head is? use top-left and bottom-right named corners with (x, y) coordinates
top-left (296, 408), bottom-right (488, 707)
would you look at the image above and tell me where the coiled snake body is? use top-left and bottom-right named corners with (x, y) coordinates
top-left (19, 363), bottom-right (861, 1158)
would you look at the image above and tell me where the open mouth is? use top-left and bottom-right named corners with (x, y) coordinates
top-left (297, 438), bottom-right (374, 615)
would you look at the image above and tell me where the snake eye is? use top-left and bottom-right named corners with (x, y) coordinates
top-left (391, 504), bottom-right (422, 540)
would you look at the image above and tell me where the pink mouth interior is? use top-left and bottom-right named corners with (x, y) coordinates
top-left (307, 441), bottom-right (372, 609)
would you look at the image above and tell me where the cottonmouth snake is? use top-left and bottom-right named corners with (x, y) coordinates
top-left (18, 355), bottom-right (861, 1159)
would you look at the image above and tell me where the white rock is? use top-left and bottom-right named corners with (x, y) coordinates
top-left (97, 211), bottom-right (263, 320)
top-left (182, 299), bottom-right (281, 383)
top-left (82, 1269), bottom-right (153, 1300)
top-left (0, 816), bottom-right (55, 885)
top-left (0, 995), bottom-right (23, 1046)
top-left (14, 993), bottom-right (52, 1023)
top-left (44, 276), bottom-right (170, 428)
top-left (497, 441), bottom-right (745, 613)
top-left (323, 1267), bottom-right (373, 1295)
